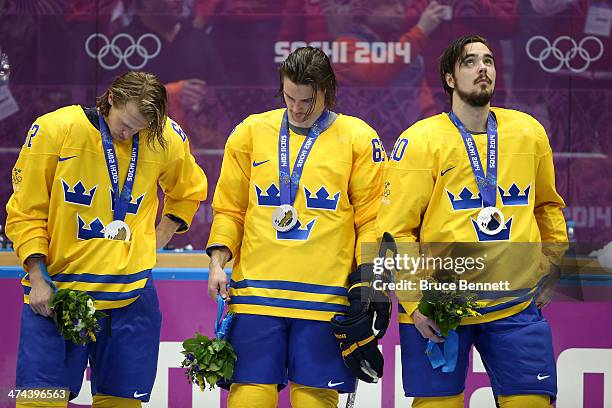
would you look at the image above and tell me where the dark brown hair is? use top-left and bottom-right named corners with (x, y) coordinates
top-left (439, 35), bottom-right (493, 98)
top-left (278, 47), bottom-right (336, 116)
top-left (96, 71), bottom-right (168, 149)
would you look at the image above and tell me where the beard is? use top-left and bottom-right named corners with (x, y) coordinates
top-left (455, 84), bottom-right (494, 107)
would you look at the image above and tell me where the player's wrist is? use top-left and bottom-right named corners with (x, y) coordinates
top-left (29, 271), bottom-right (49, 287)
top-left (210, 247), bottom-right (231, 266)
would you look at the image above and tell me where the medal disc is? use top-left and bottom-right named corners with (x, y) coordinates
top-left (476, 206), bottom-right (505, 236)
top-left (104, 220), bottom-right (131, 241)
top-left (272, 204), bottom-right (298, 232)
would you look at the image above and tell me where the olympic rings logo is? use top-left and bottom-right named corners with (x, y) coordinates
top-left (525, 35), bottom-right (604, 74)
top-left (85, 33), bottom-right (162, 71)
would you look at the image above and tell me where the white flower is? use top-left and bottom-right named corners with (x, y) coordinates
top-left (73, 319), bottom-right (84, 332)
top-left (87, 299), bottom-right (95, 316)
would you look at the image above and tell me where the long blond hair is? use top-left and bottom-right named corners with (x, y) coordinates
top-left (96, 71), bottom-right (168, 149)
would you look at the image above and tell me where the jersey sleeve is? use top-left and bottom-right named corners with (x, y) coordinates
top-left (349, 126), bottom-right (387, 265)
top-left (158, 121), bottom-right (208, 232)
top-left (533, 123), bottom-right (568, 265)
top-left (5, 118), bottom-right (61, 265)
top-left (376, 126), bottom-right (437, 317)
top-left (206, 122), bottom-right (252, 258)
top-left (376, 127), bottom-right (436, 244)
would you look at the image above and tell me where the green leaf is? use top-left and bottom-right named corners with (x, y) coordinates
top-left (183, 338), bottom-right (200, 349)
top-left (418, 301), bottom-right (435, 318)
top-left (180, 332), bottom-right (240, 390)
top-left (222, 363), bottom-right (233, 379)
top-left (447, 316), bottom-right (460, 327)
top-left (448, 321), bottom-right (460, 331)
top-left (204, 374), bottom-right (219, 390)
top-left (212, 339), bottom-right (224, 352)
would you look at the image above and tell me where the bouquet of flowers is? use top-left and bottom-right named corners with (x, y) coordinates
top-left (417, 278), bottom-right (481, 337)
top-left (181, 295), bottom-right (237, 390)
top-left (417, 275), bottom-right (481, 372)
top-left (181, 331), bottom-right (237, 391)
top-left (49, 289), bottom-right (106, 345)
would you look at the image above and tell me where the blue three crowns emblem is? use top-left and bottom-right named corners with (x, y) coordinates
top-left (62, 179), bottom-right (145, 240)
top-left (446, 183), bottom-right (530, 241)
top-left (255, 183), bottom-right (340, 240)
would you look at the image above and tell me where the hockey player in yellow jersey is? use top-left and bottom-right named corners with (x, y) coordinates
top-left (206, 47), bottom-right (389, 407)
top-left (376, 35), bottom-right (568, 408)
top-left (6, 72), bottom-right (207, 408)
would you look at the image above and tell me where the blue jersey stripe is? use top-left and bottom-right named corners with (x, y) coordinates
top-left (31, 269), bottom-right (152, 284)
top-left (231, 295), bottom-right (349, 313)
top-left (231, 279), bottom-right (348, 296)
top-left (24, 285), bottom-right (145, 301)
top-left (475, 292), bottom-right (536, 314)
top-left (0, 267), bottom-right (233, 280)
top-left (473, 287), bottom-right (533, 299)
top-left (397, 291), bottom-right (536, 315)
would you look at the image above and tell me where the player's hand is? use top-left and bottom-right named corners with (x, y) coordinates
top-left (370, 289), bottom-right (391, 339)
top-left (347, 264), bottom-right (391, 339)
top-left (28, 273), bottom-right (54, 317)
top-left (412, 309), bottom-right (444, 343)
top-left (207, 247), bottom-right (231, 302)
top-left (348, 264), bottom-right (381, 316)
top-left (417, 1), bottom-right (447, 35)
top-left (331, 312), bottom-right (384, 383)
top-left (25, 257), bottom-right (54, 317)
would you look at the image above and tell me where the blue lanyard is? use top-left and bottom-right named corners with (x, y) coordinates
top-left (426, 330), bottom-right (459, 373)
top-left (38, 261), bottom-right (58, 293)
top-left (278, 109), bottom-right (329, 206)
top-left (448, 111), bottom-right (498, 208)
top-left (98, 114), bottom-right (139, 221)
top-left (215, 294), bottom-right (233, 340)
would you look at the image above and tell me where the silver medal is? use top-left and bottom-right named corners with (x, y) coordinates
top-left (104, 220), bottom-right (131, 241)
top-left (272, 204), bottom-right (298, 232)
top-left (476, 206), bottom-right (505, 236)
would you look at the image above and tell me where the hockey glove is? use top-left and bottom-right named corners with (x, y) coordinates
top-left (331, 311), bottom-right (384, 383)
top-left (347, 264), bottom-right (392, 339)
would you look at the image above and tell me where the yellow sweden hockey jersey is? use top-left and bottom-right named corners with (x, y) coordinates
top-left (376, 107), bottom-right (568, 324)
top-left (207, 109), bottom-right (386, 321)
top-left (6, 105), bottom-right (207, 309)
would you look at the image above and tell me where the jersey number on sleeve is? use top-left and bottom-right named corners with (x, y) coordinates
top-left (171, 121), bottom-right (187, 142)
top-left (390, 138), bottom-right (408, 162)
top-left (371, 139), bottom-right (385, 163)
top-left (25, 124), bottom-right (40, 148)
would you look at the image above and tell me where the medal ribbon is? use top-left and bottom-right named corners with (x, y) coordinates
top-left (447, 111), bottom-right (498, 208)
top-left (425, 329), bottom-right (459, 373)
top-left (98, 114), bottom-right (139, 222)
top-left (35, 260), bottom-right (58, 293)
top-left (277, 109), bottom-right (330, 206)
top-left (215, 293), bottom-right (234, 340)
